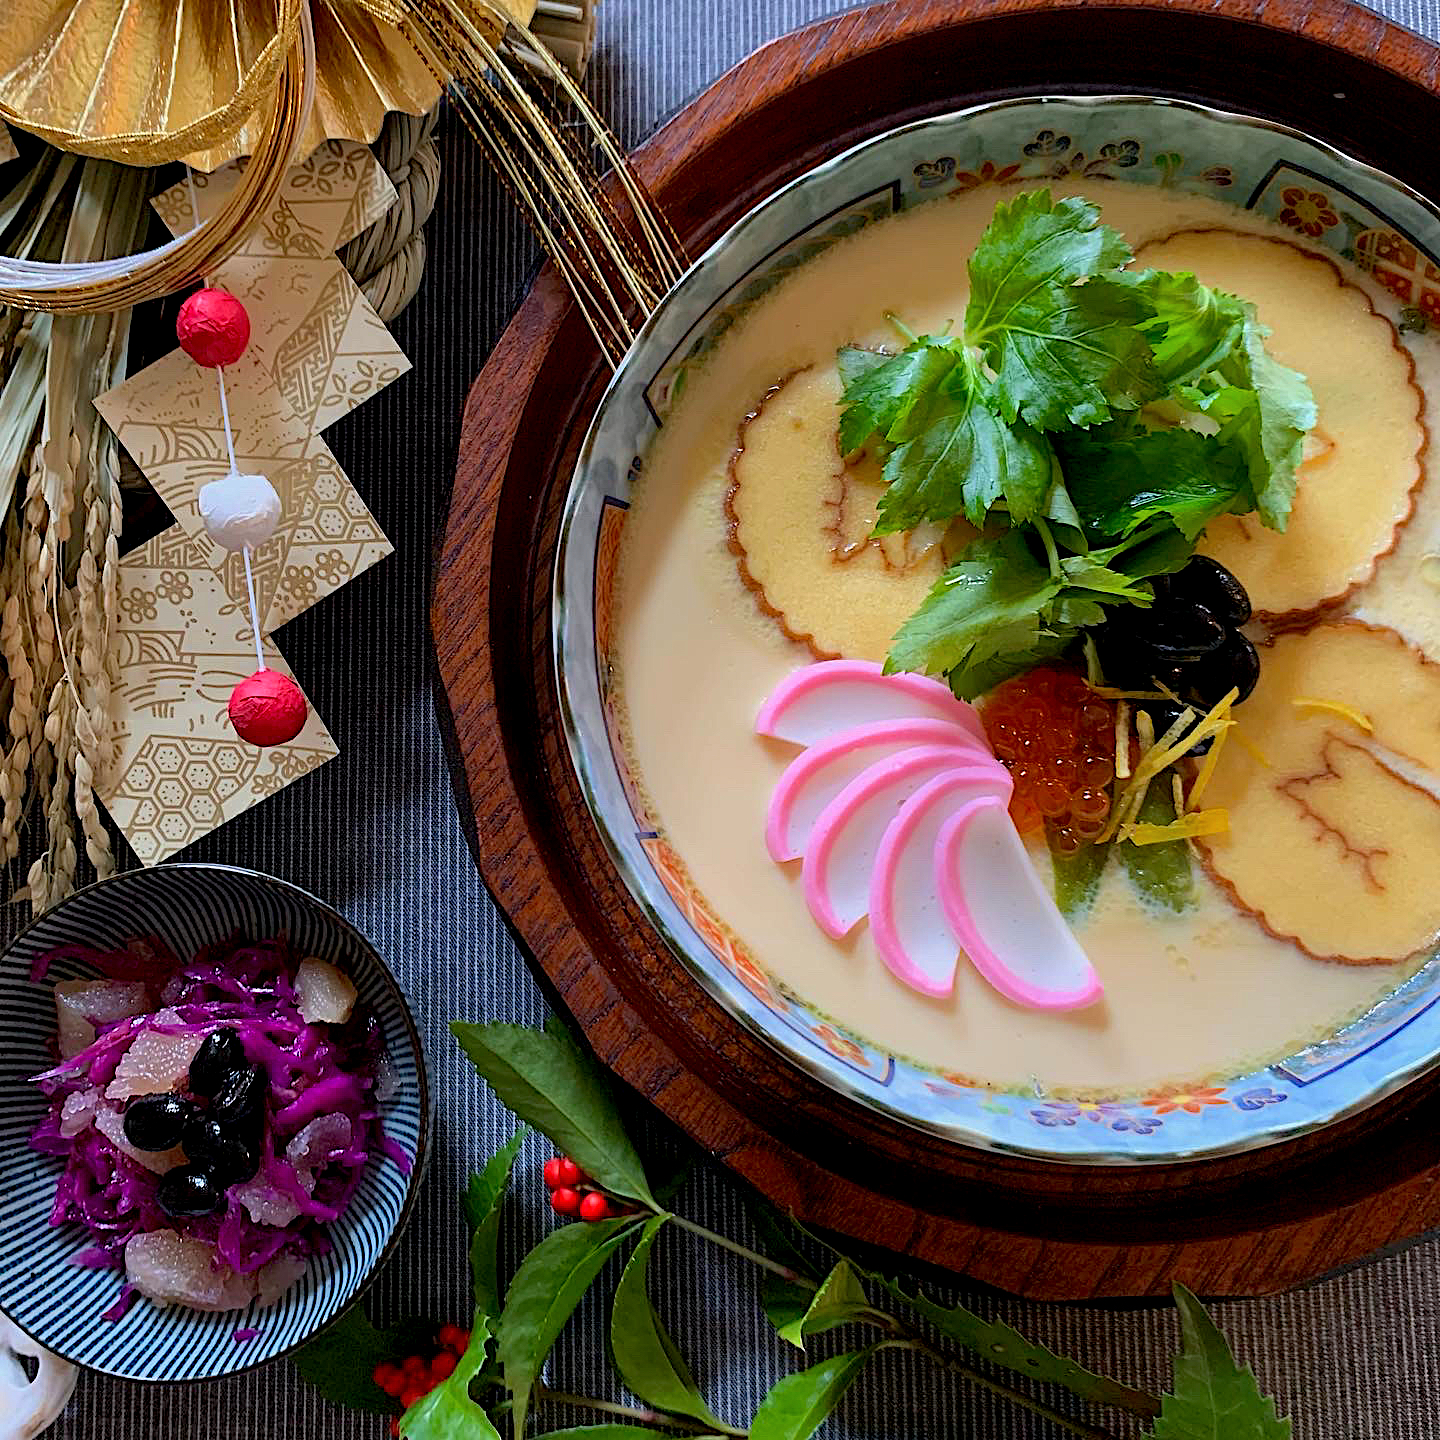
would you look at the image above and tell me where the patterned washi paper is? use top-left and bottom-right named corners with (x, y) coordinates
top-left (98, 527), bottom-right (338, 866)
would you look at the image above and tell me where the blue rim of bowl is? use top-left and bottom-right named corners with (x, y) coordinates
top-left (0, 861), bottom-right (433, 1380)
top-left (553, 92), bottom-right (1440, 1166)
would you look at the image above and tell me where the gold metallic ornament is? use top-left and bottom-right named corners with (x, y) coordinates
top-left (0, 0), bottom-right (531, 171)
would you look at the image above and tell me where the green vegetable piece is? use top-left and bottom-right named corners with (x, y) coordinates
top-left (497, 1216), bottom-right (643, 1439)
top-left (836, 338), bottom-right (960, 454)
top-left (1059, 427), bottom-right (1252, 542)
top-left (965, 190), bottom-right (1155, 430)
top-left (760, 1271), bottom-right (816, 1341)
top-left (1050, 833), bottom-right (1111, 920)
top-left (944, 627), bottom-right (1075, 702)
top-left (835, 344), bottom-right (891, 391)
top-left (873, 356), bottom-right (1056, 531)
top-left (399, 1315), bottom-right (502, 1440)
top-left (749, 1347), bottom-right (880, 1440)
top-left (450, 1020), bottom-right (657, 1209)
top-left (610, 1216), bottom-right (728, 1429)
top-left (1121, 776), bottom-right (1194, 912)
top-left (887, 531), bottom-right (1061, 679)
top-left (1119, 269), bottom-right (1247, 386)
top-left (1148, 1284), bottom-right (1292, 1439)
top-left (866, 1273), bottom-right (1162, 1416)
top-left (465, 1127), bottom-right (528, 1317)
top-left (291, 1305), bottom-right (437, 1416)
top-left (772, 1260), bottom-right (872, 1350)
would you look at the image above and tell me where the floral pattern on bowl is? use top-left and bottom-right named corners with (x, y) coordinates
top-left (554, 95), bottom-right (1440, 1163)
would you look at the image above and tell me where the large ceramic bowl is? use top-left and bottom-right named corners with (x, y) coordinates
top-left (555, 94), bottom-right (1440, 1164)
top-left (0, 865), bottom-right (430, 1381)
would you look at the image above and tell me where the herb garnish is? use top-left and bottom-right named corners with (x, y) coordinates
top-left (836, 189), bottom-right (1315, 699)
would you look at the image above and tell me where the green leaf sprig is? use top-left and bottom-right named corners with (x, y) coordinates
top-left (835, 189), bottom-right (1314, 698)
top-left (296, 1021), bottom-right (1293, 1440)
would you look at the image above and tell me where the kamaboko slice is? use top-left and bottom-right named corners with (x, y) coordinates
top-left (935, 796), bottom-right (1103, 1011)
top-left (756, 659), bottom-right (984, 748)
top-left (869, 767), bottom-right (1014, 997)
top-left (802, 744), bottom-right (996, 938)
top-left (767, 717), bottom-right (992, 861)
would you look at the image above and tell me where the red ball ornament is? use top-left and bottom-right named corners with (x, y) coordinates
top-left (176, 287), bottom-right (251, 368)
top-left (228, 668), bottom-right (307, 747)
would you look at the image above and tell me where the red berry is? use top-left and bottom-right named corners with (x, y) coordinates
top-left (400, 1386), bottom-right (426, 1409)
top-left (579, 1192), bottom-right (610, 1222)
top-left (430, 1350), bottom-right (458, 1381)
top-left (549, 1186), bottom-right (581, 1216)
top-left (454, 1330), bottom-right (471, 1354)
top-left (401, 1354), bottom-right (428, 1380)
top-left (437, 1323), bottom-right (465, 1351)
top-left (555, 1156), bottom-right (584, 1187)
top-left (542, 1157), bottom-right (565, 1189)
top-left (373, 1362), bottom-right (404, 1397)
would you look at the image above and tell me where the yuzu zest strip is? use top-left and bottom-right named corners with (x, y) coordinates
top-left (1292, 697), bottom-right (1374, 733)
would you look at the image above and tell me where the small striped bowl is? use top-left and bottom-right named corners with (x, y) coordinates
top-left (0, 864), bottom-right (430, 1382)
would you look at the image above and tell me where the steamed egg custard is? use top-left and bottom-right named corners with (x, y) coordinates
top-left (611, 180), bottom-right (1440, 1096)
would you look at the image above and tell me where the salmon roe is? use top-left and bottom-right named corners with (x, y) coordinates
top-left (981, 667), bottom-right (1115, 850)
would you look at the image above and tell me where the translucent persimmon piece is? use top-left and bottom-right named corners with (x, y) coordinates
top-left (1196, 622), bottom-right (1440, 962)
top-left (1138, 229), bottom-right (1425, 622)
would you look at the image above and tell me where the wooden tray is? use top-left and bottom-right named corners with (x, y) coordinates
top-left (433, 0), bottom-right (1440, 1299)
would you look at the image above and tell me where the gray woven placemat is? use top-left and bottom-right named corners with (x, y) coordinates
top-left (37, 2), bottom-right (1440, 1436)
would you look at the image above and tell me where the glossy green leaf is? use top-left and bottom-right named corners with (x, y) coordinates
top-left (291, 1303), bottom-right (435, 1416)
top-left (869, 1274), bottom-right (1161, 1416)
top-left (749, 1347), bottom-right (879, 1440)
top-left (774, 1260), bottom-right (873, 1349)
top-left (466, 1128), bottom-right (528, 1316)
top-left (400, 1314), bottom-right (502, 1440)
top-left (498, 1215), bottom-right (643, 1438)
top-left (1148, 1285), bottom-right (1291, 1439)
top-left (530, 1430), bottom-right (724, 1440)
top-left (451, 1021), bottom-right (656, 1208)
top-left (836, 338), bottom-right (961, 453)
top-left (610, 1216), bottom-right (727, 1428)
top-left (1120, 269), bottom-right (1246, 386)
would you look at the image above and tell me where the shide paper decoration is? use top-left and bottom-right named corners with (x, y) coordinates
top-left (93, 140), bottom-right (407, 864)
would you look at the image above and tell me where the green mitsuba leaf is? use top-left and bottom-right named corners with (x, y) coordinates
top-left (836, 338), bottom-right (961, 454)
top-left (773, 1260), bottom-right (872, 1350)
top-left (749, 1347), bottom-right (880, 1440)
top-left (945, 628), bottom-right (1075, 702)
top-left (610, 1216), bottom-right (728, 1428)
top-left (1059, 427), bottom-right (1252, 542)
top-left (291, 1305), bottom-right (437, 1416)
top-left (498, 1216), bottom-right (644, 1439)
top-left (1119, 269), bottom-right (1247, 386)
top-left (870, 1273), bottom-right (1162, 1416)
top-left (887, 530), bottom-right (1061, 679)
top-left (450, 1020), bottom-right (657, 1209)
top-left (1148, 1284), bottom-right (1291, 1439)
top-left (399, 1315), bottom-right (503, 1440)
top-left (873, 356), bottom-right (1056, 531)
top-left (466, 1128), bottom-right (528, 1317)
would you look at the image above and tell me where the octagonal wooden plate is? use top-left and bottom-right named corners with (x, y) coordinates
top-left (433, 0), bottom-right (1440, 1298)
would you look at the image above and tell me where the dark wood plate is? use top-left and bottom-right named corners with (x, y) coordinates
top-left (433, 0), bottom-right (1440, 1298)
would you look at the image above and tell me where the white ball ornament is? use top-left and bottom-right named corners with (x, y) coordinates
top-left (198, 472), bottom-right (282, 551)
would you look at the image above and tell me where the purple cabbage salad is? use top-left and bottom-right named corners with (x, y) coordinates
top-left (29, 936), bottom-right (409, 1317)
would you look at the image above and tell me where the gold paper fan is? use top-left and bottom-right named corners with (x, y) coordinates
top-left (0, 0), bottom-right (533, 170)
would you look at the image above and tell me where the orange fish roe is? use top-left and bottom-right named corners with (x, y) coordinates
top-left (981, 667), bottom-right (1115, 850)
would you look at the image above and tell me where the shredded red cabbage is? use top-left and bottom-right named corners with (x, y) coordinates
top-left (29, 936), bottom-right (411, 1314)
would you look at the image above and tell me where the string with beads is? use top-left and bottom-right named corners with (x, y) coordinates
top-left (174, 280), bottom-right (309, 749)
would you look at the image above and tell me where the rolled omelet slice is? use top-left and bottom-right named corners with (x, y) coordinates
top-left (726, 365), bottom-right (948, 663)
top-left (1196, 621), bottom-right (1440, 963)
top-left (1137, 230), bottom-right (1426, 624)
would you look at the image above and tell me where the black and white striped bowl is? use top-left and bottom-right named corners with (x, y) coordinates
top-left (0, 864), bottom-right (430, 1382)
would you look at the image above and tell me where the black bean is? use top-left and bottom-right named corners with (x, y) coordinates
top-left (1129, 601), bottom-right (1227, 663)
top-left (211, 1065), bottom-right (266, 1129)
top-left (181, 1115), bottom-right (260, 1185)
top-left (156, 1165), bottom-right (225, 1219)
top-left (1164, 556), bottom-right (1252, 628)
top-left (189, 1028), bottom-right (245, 1098)
top-left (1188, 630), bottom-right (1262, 708)
top-left (122, 1094), bottom-right (195, 1152)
